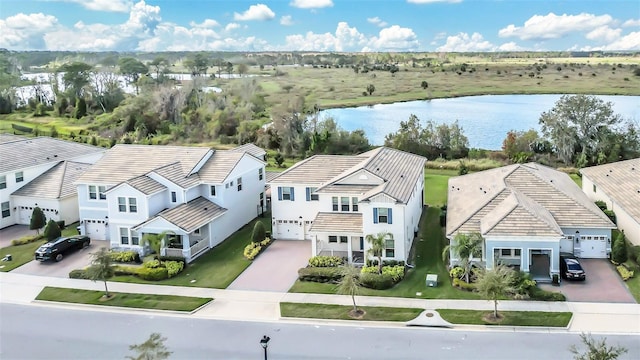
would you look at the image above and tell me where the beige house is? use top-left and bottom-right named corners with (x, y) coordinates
top-left (580, 158), bottom-right (640, 246)
top-left (446, 163), bottom-right (615, 281)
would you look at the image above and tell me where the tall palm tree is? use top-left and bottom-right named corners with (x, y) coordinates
top-left (336, 264), bottom-right (362, 316)
top-left (365, 232), bottom-right (392, 274)
top-left (442, 232), bottom-right (483, 283)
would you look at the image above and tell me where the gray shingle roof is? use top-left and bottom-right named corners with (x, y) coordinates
top-left (580, 158), bottom-right (640, 222)
top-left (12, 161), bottom-right (91, 199)
top-left (149, 197), bottom-right (227, 233)
top-left (0, 133), bottom-right (26, 144)
top-left (152, 162), bottom-right (200, 188)
top-left (309, 212), bottom-right (363, 233)
top-left (270, 155), bottom-right (365, 185)
top-left (125, 175), bottom-right (167, 195)
top-left (0, 136), bottom-right (103, 173)
top-left (231, 143), bottom-right (266, 159)
top-left (447, 163), bottom-right (614, 237)
top-left (197, 151), bottom-right (244, 183)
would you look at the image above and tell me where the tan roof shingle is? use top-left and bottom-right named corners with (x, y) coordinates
top-left (12, 161), bottom-right (91, 199)
top-left (154, 197), bottom-right (227, 233)
top-left (309, 212), bottom-right (363, 233)
top-left (1, 137), bottom-right (103, 173)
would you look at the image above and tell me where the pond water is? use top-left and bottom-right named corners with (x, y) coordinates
top-left (320, 95), bottom-right (640, 150)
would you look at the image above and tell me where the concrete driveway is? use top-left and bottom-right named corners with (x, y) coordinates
top-left (228, 240), bottom-right (311, 292)
top-left (540, 259), bottom-right (636, 303)
top-left (0, 225), bottom-right (33, 247)
top-left (12, 241), bottom-right (108, 278)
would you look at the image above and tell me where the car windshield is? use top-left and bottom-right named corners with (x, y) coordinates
top-left (566, 260), bottom-right (583, 271)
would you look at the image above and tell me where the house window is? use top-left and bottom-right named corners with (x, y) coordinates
top-left (341, 197), bottom-right (349, 212)
top-left (1, 202), bottom-right (10, 218)
top-left (339, 236), bottom-right (348, 244)
top-left (120, 228), bottom-right (129, 245)
top-left (237, 177), bottom-right (242, 191)
top-left (194, 228), bottom-right (201, 235)
top-left (593, 184), bottom-right (597, 193)
top-left (499, 249), bottom-right (521, 257)
top-left (328, 235), bottom-right (338, 243)
top-left (171, 191), bottom-right (177, 202)
top-left (279, 187), bottom-right (294, 201)
top-left (131, 230), bottom-right (139, 245)
top-left (332, 197), bottom-right (338, 211)
top-left (374, 208), bottom-right (392, 224)
top-left (259, 192), bottom-right (264, 207)
top-left (210, 186), bottom-right (216, 197)
top-left (0, 175), bottom-right (6, 189)
top-left (98, 186), bottom-right (106, 200)
top-left (89, 185), bottom-right (97, 199)
top-left (15, 171), bottom-right (23, 183)
top-left (385, 238), bottom-right (395, 257)
top-left (306, 187), bottom-right (318, 201)
top-left (230, 180), bottom-right (234, 187)
top-left (118, 197), bottom-right (126, 212)
top-left (258, 168), bottom-right (263, 180)
top-left (352, 197), bottom-right (358, 212)
top-left (225, 183), bottom-right (229, 189)
top-left (128, 198), bottom-right (137, 213)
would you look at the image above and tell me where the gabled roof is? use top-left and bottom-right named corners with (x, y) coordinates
top-left (197, 151), bottom-right (246, 183)
top-left (152, 162), bottom-right (200, 188)
top-left (447, 163), bottom-right (614, 238)
top-left (0, 136), bottom-right (104, 173)
top-left (125, 175), bottom-right (167, 195)
top-left (135, 197), bottom-right (227, 233)
top-left (580, 158), bottom-right (640, 222)
top-left (309, 212), bottom-right (363, 233)
top-left (12, 161), bottom-right (91, 199)
top-left (270, 147), bottom-right (426, 204)
top-left (230, 143), bottom-right (266, 159)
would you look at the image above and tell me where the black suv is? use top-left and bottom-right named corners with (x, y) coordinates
top-left (34, 236), bottom-right (91, 262)
top-left (560, 252), bottom-right (586, 281)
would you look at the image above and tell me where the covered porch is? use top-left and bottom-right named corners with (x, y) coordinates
top-left (309, 212), bottom-right (365, 264)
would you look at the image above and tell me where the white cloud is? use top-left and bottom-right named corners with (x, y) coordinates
top-left (598, 31), bottom-right (640, 50)
top-left (234, 4), bottom-right (275, 21)
top-left (280, 15), bottom-right (293, 26)
top-left (367, 17), bottom-right (388, 27)
top-left (64, 0), bottom-right (132, 12)
top-left (225, 22), bottom-right (240, 31)
top-left (622, 19), bottom-right (640, 27)
top-left (436, 32), bottom-right (494, 52)
top-left (497, 42), bottom-right (523, 51)
top-left (190, 19), bottom-right (220, 28)
top-left (369, 25), bottom-right (419, 50)
top-left (407, 0), bottom-right (462, 4)
top-left (283, 22), bottom-right (366, 51)
top-left (0, 13), bottom-right (59, 49)
top-left (586, 26), bottom-right (622, 43)
top-left (499, 12), bottom-right (613, 41)
top-left (290, 0), bottom-right (333, 9)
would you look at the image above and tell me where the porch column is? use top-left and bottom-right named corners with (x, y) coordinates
top-left (182, 234), bottom-right (190, 258)
top-left (311, 235), bottom-right (317, 257)
top-left (347, 237), bottom-right (353, 263)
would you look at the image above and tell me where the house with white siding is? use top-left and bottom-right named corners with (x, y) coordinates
top-left (581, 158), bottom-right (640, 246)
top-left (446, 163), bottom-right (615, 281)
top-left (0, 134), bottom-right (105, 229)
top-left (269, 147), bottom-right (426, 264)
top-left (75, 144), bottom-right (266, 263)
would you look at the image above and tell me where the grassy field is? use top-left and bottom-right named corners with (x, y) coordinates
top-left (36, 286), bottom-right (212, 312)
top-left (110, 215), bottom-right (272, 288)
top-left (280, 302), bottom-right (423, 322)
top-left (437, 309), bottom-right (572, 327)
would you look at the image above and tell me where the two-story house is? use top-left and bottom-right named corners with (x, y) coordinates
top-left (0, 134), bottom-right (105, 229)
top-left (269, 147), bottom-right (426, 264)
top-left (75, 144), bottom-right (266, 262)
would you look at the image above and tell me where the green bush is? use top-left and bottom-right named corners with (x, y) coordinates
top-left (611, 232), bottom-right (628, 264)
top-left (361, 265), bottom-right (405, 282)
top-left (159, 256), bottom-right (186, 264)
top-left (511, 271), bottom-right (536, 295)
top-left (165, 261), bottom-right (185, 278)
top-left (109, 250), bottom-right (140, 263)
top-left (243, 242), bottom-right (262, 260)
top-left (308, 256), bottom-right (344, 267)
top-left (11, 234), bottom-right (45, 246)
top-left (529, 286), bottom-right (566, 301)
top-left (260, 237), bottom-right (272, 247)
top-left (56, 220), bottom-right (66, 230)
top-left (251, 221), bottom-right (266, 243)
top-left (603, 210), bottom-right (616, 224)
top-left (43, 219), bottom-right (62, 241)
top-left (449, 266), bottom-right (464, 279)
top-left (297, 267), bottom-right (343, 283)
top-left (137, 266), bottom-right (169, 281)
top-left (113, 265), bottom-right (140, 276)
top-left (594, 200), bottom-right (607, 211)
top-left (69, 269), bottom-right (91, 279)
top-left (143, 259), bottom-right (162, 268)
top-left (616, 265), bottom-right (634, 281)
top-left (359, 273), bottom-right (395, 290)
top-left (452, 278), bottom-right (476, 291)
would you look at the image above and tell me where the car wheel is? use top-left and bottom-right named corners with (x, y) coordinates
top-left (55, 254), bottom-right (63, 262)
top-left (82, 241), bottom-right (89, 249)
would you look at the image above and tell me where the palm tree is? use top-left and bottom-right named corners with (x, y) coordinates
top-left (141, 231), bottom-right (171, 260)
top-left (365, 232), bottom-right (391, 274)
top-left (474, 264), bottom-right (515, 320)
top-left (443, 232), bottom-right (483, 283)
top-left (336, 264), bottom-right (362, 316)
top-left (86, 247), bottom-right (115, 298)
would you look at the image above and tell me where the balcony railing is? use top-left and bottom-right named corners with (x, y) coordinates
top-left (189, 239), bottom-right (209, 259)
top-left (162, 238), bottom-right (210, 261)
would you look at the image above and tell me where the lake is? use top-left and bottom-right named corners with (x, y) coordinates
top-left (320, 95), bottom-right (640, 150)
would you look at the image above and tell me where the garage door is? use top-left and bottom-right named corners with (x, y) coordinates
top-left (579, 236), bottom-right (607, 258)
top-left (274, 220), bottom-right (300, 240)
top-left (85, 219), bottom-right (107, 240)
top-left (18, 206), bottom-right (32, 225)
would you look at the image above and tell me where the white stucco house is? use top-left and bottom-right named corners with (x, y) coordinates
top-left (446, 163), bottom-right (615, 281)
top-left (581, 158), bottom-right (640, 246)
top-left (75, 144), bottom-right (266, 263)
top-left (269, 147), bottom-right (426, 264)
top-left (0, 134), bottom-right (105, 229)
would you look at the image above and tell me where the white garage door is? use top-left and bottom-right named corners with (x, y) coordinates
top-left (18, 206), bottom-right (32, 225)
top-left (274, 220), bottom-right (300, 240)
top-left (579, 236), bottom-right (607, 258)
top-left (85, 219), bottom-right (107, 240)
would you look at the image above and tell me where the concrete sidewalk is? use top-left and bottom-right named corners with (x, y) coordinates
top-left (1, 272), bottom-right (639, 334)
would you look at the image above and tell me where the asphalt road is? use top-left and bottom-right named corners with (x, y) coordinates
top-left (1, 303), bottom-right (639, 360)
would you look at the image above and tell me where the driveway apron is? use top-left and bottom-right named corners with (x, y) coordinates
top-left (228, 240), bottom-right (311, 292)
top-left (11, 241), bottom-right (109, 278)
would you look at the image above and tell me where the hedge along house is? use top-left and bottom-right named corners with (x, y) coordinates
top-left (446, 163), bottom-right (615, 282)
top-left (580, 158), bottom-right (640, 246)
top-left (269, 147), bottom-right (426, 264)
top-left (75, 144), bottom-right (266, 263)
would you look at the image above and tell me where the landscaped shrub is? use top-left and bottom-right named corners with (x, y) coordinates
top-left (359, 273), bottom-right (395, 290)
top-left (159, 255), bottom-right (186, 264)
top-left (69, 268), bottom-right (91, 279)
top-left (361, 265), bottom-right (405, 282)
top-left (452, 278), bottom-right (476, 292)
top-left (366, 259), bottom-right (405, 267)
top-left (308, 256), bottom-right (344, 267)
top-left (56, 220), bottom-right (66, 230)
top-left (251, 221), bottom-right (266, 243)
top-left (611, 232), bottom-right (628, 264)
top-left (594, 200), bottom-right (607, 211)
top-left (511, 271), bottom-right (537, 295)
top-left (528, 286), bottom-right (566, 301)
top-left (11, 234), bottom-right (45, 246)
top-left (603, 210), bottom-right (616, 224)
top-left (616, 265), bottom-right (634, 281)
top-left (43, 219), bottom-right (62, 241)
top-left (449, 266), bottom-right (464, 279)
top-left (137, 266), bottom-right (169, 281)
top-left (109, 250), bottom-right (140, 263)
top-left (143, 259), bottom-right (162, 268)
top-left (165, 260), bottom-right (185, 278)
top-left (297, 267), bottom-right (343, 283)
top-left (243, 242), bottom-right (262, 260)
top-left (113, 265), bottom-right (140, 276)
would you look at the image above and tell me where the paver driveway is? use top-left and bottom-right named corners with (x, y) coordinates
top-left (12, 241), bottom-right (108, 278)
top-left (228, 240), bottom-right (311, 292)
top-left (541, 259), bottom-right (635, 303)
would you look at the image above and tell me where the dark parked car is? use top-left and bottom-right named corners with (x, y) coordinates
top-left (560, 252), bottom-right (586, 281)
top-left (34, 236), bottom-right (91, 262)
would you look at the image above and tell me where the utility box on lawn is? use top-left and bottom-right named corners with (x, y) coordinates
top-left (426, 274), bottom-right (438, 287)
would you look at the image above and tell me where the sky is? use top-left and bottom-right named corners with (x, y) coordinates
top-left (0, 0), bottom-right (639, 52)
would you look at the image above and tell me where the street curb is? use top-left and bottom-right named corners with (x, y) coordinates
top-left (280, 316), bottom-right (407, 328)
top-left (32, 298), bottom-right (214, 315)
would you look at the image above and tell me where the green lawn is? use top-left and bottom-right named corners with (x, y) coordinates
top-left (0, 223), bottom-right (79, 272)
top-left (110, 215), bottom-right (272, 288)
top-left (36, 286), bottom-right (212, 312)
top-left (280, 302), bottom-right (423, 322)
top-left (437, 309), bottom-right (572, 327)
top-left (424, 169), bottom-right (454, 207)
top-left (625, 275), bottom-right (640, 303)
top-left (289, 207), bottom-right (481, 300)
